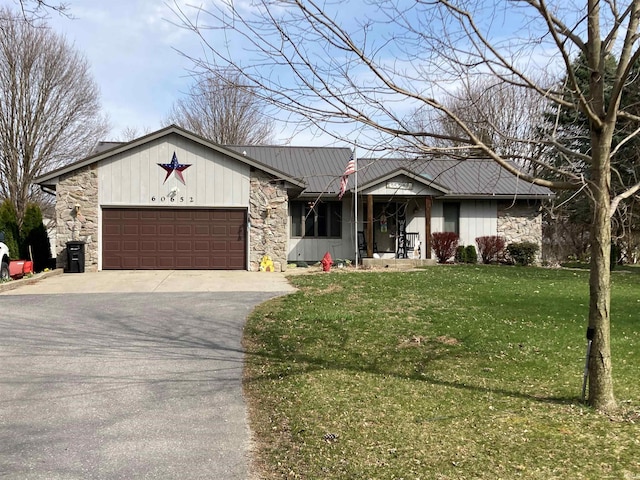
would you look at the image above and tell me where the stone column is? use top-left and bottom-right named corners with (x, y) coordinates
top-left (54, 165), bottom-right (99, 271)
top-left (249, 171), bottom-right (289, 271)
top-left (497, 201), bottom-right (543, 263)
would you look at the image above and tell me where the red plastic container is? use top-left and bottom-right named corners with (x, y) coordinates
top-left (9, 260), bottom-right (33, 279)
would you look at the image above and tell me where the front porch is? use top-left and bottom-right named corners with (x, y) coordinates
top-left (361, 257), bottom-right (437, 269)
top-left (357, 193), bottom-right (434, 261)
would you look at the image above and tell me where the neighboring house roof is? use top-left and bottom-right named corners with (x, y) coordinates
top-left (34, 125), bottom-right (307, 189)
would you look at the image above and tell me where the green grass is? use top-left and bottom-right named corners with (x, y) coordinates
top-left (243, 265), bottom-right (640, 479)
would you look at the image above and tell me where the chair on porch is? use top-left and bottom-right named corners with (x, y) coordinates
top-left (397, 232), bottom-right (420, 259)
top-left (358, 231), bottom-right (377, 257)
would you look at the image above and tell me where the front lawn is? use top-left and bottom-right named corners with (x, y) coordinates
top-left (244, 265), bottom-right (640, 479)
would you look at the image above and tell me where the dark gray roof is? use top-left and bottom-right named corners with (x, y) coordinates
top-left (94, 141), bottom-right (125, 154)
top-left (226, 145), bottom-right (352, 194)
top-left (230, 146), bottom-right (553, 199)
top-left (358, 157), bottom-right (552, 198)
top-left (35, 123), bottom-right (552, 199)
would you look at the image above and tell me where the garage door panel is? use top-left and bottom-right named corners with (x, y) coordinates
top-left (212, 226), bottom-right (229, 236)
top-left (194, 211), bottom-right (213, 221)
top-left (229, 242), bottom-right (245, 253)
top-left (122, 210), bottom-right (142, 220)
top-left (157, 225), bottom-right (175, 236)
top-left (194, 225), bottom-right (210, 236)
top-left (102, 208), bottom-right (246, 270)
top-left (139, 256), bottom-right (160, 268)
top-left (175, 241), bottom-right (193, 252)
top-left (141, 225), bottom-right (157, 236)
top-left (122, 241), bottom-right (141, 252)
top-left (157, 257), bottom-right (177, 268)
top-left (175, 257), bottom-right (195, 268)
top-left (175, 225), bottom-right (192, 236)
top-left (103, 224), bottom-right (122, 235)
top-left (121, 256), bottom-right (141, 268)
top-left (157, 240), bottom-right (175, 251)
top-left (194, 241), bottom-right (210, 251)
top-left (156, 210), bottom-right (177, 220)
top-left (122, 225), bottom-right (139, 235)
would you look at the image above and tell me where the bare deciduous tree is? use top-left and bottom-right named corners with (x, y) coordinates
top-left (1, 1), bottom-right (70, 21)
top-left (166, 71), bottom-right (274, 145)
top-left (413, 76), bottom-right (550, 168)
top-left (174, 0), bottom-right (640, 412)
top-left (0, 8), bottom-right (108, 224)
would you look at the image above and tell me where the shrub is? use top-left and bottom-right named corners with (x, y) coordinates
top-left (506, 241), bottom-right (539, 266)
top-left (0, 200), bottom-right (20, 259)
top-left (20, 204), bottom-right (52, 272)
top-left (465, 245), bottom-right (478, 264)
top-left (455, 245), bottom-right (467, 263)
top-left (475, 235), bottom-right (506, 264)
top-left (431, 232), bottom-right (459, 264)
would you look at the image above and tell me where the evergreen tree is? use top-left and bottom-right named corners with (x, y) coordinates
top-left (20, 203), bottom-right (51, 271)
top-left (0, 199), bottom-right (20, 259)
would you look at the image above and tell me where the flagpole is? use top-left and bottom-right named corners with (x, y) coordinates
top-left (354, 147), bottom-right (358, 269)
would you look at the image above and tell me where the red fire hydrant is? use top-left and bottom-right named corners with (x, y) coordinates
top-left (321, 252), bottom-right (333, 272)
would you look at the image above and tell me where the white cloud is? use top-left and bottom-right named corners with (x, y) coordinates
top-left (30, 0), bottom-right (203, 139)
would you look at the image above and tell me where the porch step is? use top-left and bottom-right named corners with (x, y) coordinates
top-left (362, 258), bottom-right (437, 270)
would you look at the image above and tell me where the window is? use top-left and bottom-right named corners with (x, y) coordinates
top-left (443, 203), bottom-right (460, 235)
top-left (291, 201), bottom-right (342, 238)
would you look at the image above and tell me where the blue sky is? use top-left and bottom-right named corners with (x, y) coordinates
top-left (3, 0), bottom-right (575, 148)
top-left (26, 0), bottom-right (350, 146)
top-left (37, 1), bottom-right (206, 141)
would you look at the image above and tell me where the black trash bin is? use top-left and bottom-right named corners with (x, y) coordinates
top-left (66, 241), bottom-right (85, 273)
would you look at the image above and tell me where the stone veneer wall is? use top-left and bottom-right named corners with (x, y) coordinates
top-left (249, 171), bottom-right (289, 272)
top-left (497, 200), bottom-right (543, 262)
top-left (54, 164), bottom-right (99, 271)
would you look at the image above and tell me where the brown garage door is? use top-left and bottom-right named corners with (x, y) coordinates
top-left (102, 208), bottom-right (247, 270)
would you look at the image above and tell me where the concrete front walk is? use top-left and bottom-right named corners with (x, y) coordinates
top-left (0, 271), bottom-right (295, 479)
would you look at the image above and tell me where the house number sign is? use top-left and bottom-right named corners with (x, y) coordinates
top-left (150, 195), bottom-right (195, 203)
top-left (387, 181), bottom-right (413, 190)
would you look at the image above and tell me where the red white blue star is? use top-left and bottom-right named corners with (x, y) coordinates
top-left (158, 152), bottom-right (191, 184)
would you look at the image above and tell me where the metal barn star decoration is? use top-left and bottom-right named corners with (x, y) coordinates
top-left (158, 152), bottom-right (192, 185)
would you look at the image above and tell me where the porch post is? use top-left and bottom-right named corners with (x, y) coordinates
top-left (366, 194), bottom-right (374, 257)
top-left (424, 196), bottom-right (432, 259)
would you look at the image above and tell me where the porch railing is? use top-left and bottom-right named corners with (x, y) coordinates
top-left (397, 232), bottom-right (420, 259)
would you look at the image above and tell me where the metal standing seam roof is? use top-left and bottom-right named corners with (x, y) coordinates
top-left (35, 122), bottom-right (552, 199)
top-left (229, 146), bottom-right (553, 198)
top-left (358, 158), bottom-right (553, 197)
top-left (226, 145), bottom-right (353, 194)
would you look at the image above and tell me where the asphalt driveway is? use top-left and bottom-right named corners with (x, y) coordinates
top-left (0, 271), bottom-right (295, 479)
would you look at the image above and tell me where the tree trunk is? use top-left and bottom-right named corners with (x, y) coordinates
top-left (587, 131), bottom-right (617, 412)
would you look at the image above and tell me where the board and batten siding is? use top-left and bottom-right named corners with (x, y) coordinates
top-left (432, 199), bottom-right (498, 247)
top-left (98, 135), bottom-right (251, 207)
top-left (288, 202), bottom-right (356, 263)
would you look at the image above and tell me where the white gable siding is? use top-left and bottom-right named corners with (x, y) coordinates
top-left (361, 174), bottom-right (444, 196)
top-left (98, 135), bottom-right (250, 207)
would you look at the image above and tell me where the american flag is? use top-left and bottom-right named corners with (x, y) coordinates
top-left (338, 155), bottom-right (356, 199)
